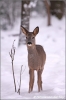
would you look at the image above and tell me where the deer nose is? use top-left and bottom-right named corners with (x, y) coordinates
top-left (27, 42), bottom-right (32, 44)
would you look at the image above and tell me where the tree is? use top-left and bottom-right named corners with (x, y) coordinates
top-left (18, 0), bottom-right (30, 46)
top-left (44, 0), bottom-right (51, 26)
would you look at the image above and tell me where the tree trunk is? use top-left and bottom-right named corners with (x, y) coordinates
top-left (12, 0), bottom-right (16, 22)
top-left (18, 0), bottom-right (30, 46)
top-left (44, 0), bottom-right (51, 26)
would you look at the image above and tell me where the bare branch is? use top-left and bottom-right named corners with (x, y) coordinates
top-left (9, 52), bottom-right (12, 58)
top-left (21, 66), bottom-right (26, 75)
top-left (9, 40), bottom-right (16, 92)
top-left (17, 65), bottom-right (23, 95)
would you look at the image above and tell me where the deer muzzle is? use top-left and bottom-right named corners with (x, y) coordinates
top-left (27, 42), bottom-right (32, 46)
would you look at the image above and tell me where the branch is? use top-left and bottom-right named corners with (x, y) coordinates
top-left (9, 40), bottom-right (16, 92)
top-left (17, 65), bottom-right (23, 95)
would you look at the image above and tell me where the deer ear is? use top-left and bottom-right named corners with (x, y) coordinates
top-left (33, 26), bottom-right (39, 36)
top-left (21, 26), bottom-right (28, 35)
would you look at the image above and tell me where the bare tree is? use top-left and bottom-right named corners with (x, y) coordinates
top-left (44, 0), bottom-right (51, 26)
top-left (18, 0), bottom-right (30, 46)
top-left (12, 0), bottom-right (16, 22)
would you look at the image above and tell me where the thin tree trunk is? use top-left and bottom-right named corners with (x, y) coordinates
top-left (12, 0), bottom-right (15, 22)
top-left (18, 0), bottom-right (30, 46)
top-left (44, 0), bottom-right (51, 26)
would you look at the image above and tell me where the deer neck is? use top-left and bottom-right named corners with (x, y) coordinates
top-left (27, 45), bottom-right (37, 54)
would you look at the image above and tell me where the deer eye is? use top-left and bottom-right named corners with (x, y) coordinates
top-left (32, 37), bottom-right (34, 39)
top-left (26, 37), bottom-right (27, 39)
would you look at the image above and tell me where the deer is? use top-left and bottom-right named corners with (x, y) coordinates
top-left (21, 26), bottom-right (46, 93)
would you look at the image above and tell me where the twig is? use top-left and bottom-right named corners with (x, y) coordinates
top-left (9, 40), bottom-right (16, 92)
top-left (17, 65), bottom-right (23, 95)
top-left (21, 66), bottom-right (26, 75)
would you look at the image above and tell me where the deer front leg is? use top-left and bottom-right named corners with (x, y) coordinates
top-left (37, 69), bottom-right (42, 92)
top-left (31, 70), bottom-right (34, 92)
top-left (29, 69), bottom-right (34, 93)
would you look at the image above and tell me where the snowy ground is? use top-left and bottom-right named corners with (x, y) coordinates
top-left (1, 16), bottom-right (65, 99)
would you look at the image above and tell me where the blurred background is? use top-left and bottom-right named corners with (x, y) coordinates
top-left (0, 0), bottom-right (65, 46)
top-left (1, 0), bottom-right (65, 99)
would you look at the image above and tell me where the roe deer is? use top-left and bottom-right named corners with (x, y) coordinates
top-left (21, 26), bottom-right (46, 93)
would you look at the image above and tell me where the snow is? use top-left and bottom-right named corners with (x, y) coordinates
top-left (1, 16), bottom-right (65, 99)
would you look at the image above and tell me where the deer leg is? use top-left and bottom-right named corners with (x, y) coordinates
top-left (37, 69), bottom-right (41, 92)
top-left (29, 69), bottom-right (31, 93)
top-left (29, 69), bottom-right (34, 93)
top-left (31, 70), bottom-right (34, 92)
top-left (41, 80), bottom-right (42, 90)
top-left (40, 69), bottom-right (43, 90)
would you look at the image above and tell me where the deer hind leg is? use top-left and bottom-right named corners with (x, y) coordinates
top-left (40, 69), bottom-right (43, 90)
top-left (37, 69), bottom-right (42, 92)
top-left (29, 69), bottom-right (34, 93)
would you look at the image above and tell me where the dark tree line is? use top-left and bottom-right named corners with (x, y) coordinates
top-left (50, 0), bottom-right (65, 19)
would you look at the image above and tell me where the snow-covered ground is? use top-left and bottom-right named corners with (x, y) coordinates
top-left (1, 16), bottom-right (65, 99)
